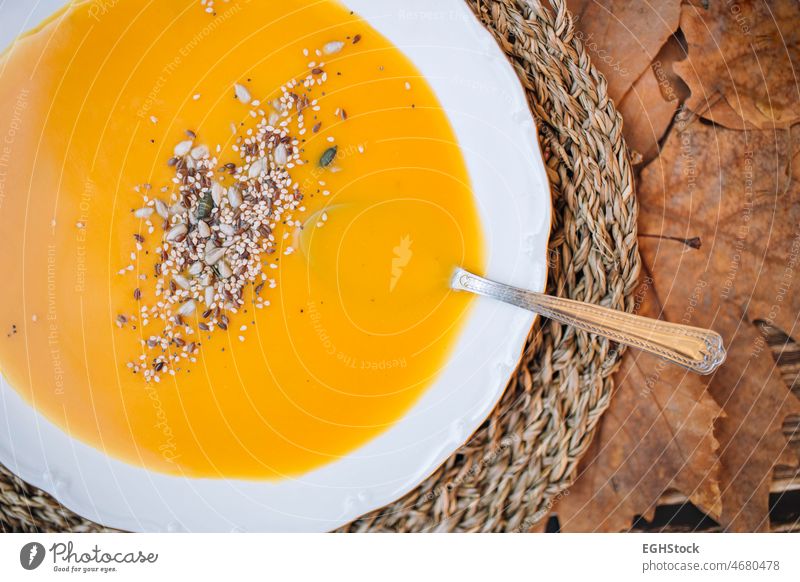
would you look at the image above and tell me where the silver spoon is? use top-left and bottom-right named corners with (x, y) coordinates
top-left (451, 268), bottom-right (726, 375)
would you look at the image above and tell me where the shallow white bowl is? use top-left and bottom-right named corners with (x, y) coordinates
top-left (0, 0), bottom-right (551, 532)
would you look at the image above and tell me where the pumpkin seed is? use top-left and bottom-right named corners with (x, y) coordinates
top-left (319, 146), bottom-right (338, 167)
top-left (196, 191), bottom-right (214, 220)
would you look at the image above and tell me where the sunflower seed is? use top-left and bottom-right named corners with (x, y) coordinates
top-left (274, 143), bottom-right (288, 166)
top-left (211, 182), bottom-right (225, 205)
top-left (228, 186), bottom-right (242, 209)
top-left (248, 157), bottom-right (266, 178)
top-left (204, 286), bottom-right (215, 307)
top-left (174, 274), bottom-right (191, 289)
top-left (154, 199), bottom-right (169, 219)
top-left (177, 300), bottom-right (196, 317)
top-left (217, 261), bottom-right (233, 279)
top-left (191, 144), bottom-right (210, 159)
top-left (174, 140), bottom-right (193, 157)
top-left (205, 245), bottom-right (225, 265)
top-left (234, 83), bottom-right (252, 104)
top-left (323, 41), bottom-right (345, 55)
top-left (197, 220), bottom-right (211, 238)
top-left (165, 223), bottom-right (188, 242)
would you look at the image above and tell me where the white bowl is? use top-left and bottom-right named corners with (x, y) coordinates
top-left (0, 0), bottom-right (551, 532)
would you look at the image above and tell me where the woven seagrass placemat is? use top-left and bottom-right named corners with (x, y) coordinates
top-left (0, 0), bottom-right (639, 533)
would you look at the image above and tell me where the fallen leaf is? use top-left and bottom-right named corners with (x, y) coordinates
top-left (633, 121), bottom-right (800, 530)
top-left (548, 119), bottom-right (800, 532)
top-left (618, 34), bottom-right (690, 166)
top-left (674, 0), bottom-right (800, 129)
top-left (566, 0), bottom-right (682, 103)
top-left (552, 284), bottom-right (723, 532)
top-left (618, 65), bottom-right (680, 165)
top-left (650, 33), bottom-right (691, 106)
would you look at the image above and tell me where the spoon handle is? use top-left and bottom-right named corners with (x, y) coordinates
top-left (452, 268), bottom-right (726, 375)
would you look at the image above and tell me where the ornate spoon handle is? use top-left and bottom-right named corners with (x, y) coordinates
top-left (452, 268), bottom-right (726, 375)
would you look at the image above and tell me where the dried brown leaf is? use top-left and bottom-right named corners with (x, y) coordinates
top-left (619, 66), bottom-right (680, 165)
top-left (548, 118), bottom-right (800, 533)
top-left (552, 285), bottom-right (723, 532)
top-left (633, 121), bottom-right (800, 530)
top-left (618, 34), bottom-right (690, 166)
top-left (674, 0), bottom-right (800, 129)
top-left (567, 0), bottom-right (682, 103)
top-left (650, 33), bottom-right (691, 105)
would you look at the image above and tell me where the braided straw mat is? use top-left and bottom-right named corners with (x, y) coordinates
top-left (0, 0), bottom-right (639, 533)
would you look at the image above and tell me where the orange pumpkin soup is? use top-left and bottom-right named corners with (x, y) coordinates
top-left (0, 0), bottom-right (484, 478)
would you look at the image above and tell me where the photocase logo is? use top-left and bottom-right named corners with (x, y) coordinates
top-left (19, 542), bottom-right (46, 570)
top-left (390, 235), bottom-right (413, 292)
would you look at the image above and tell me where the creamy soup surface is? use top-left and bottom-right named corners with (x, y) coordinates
top-left (0, 0), bottom-right (485, 478)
